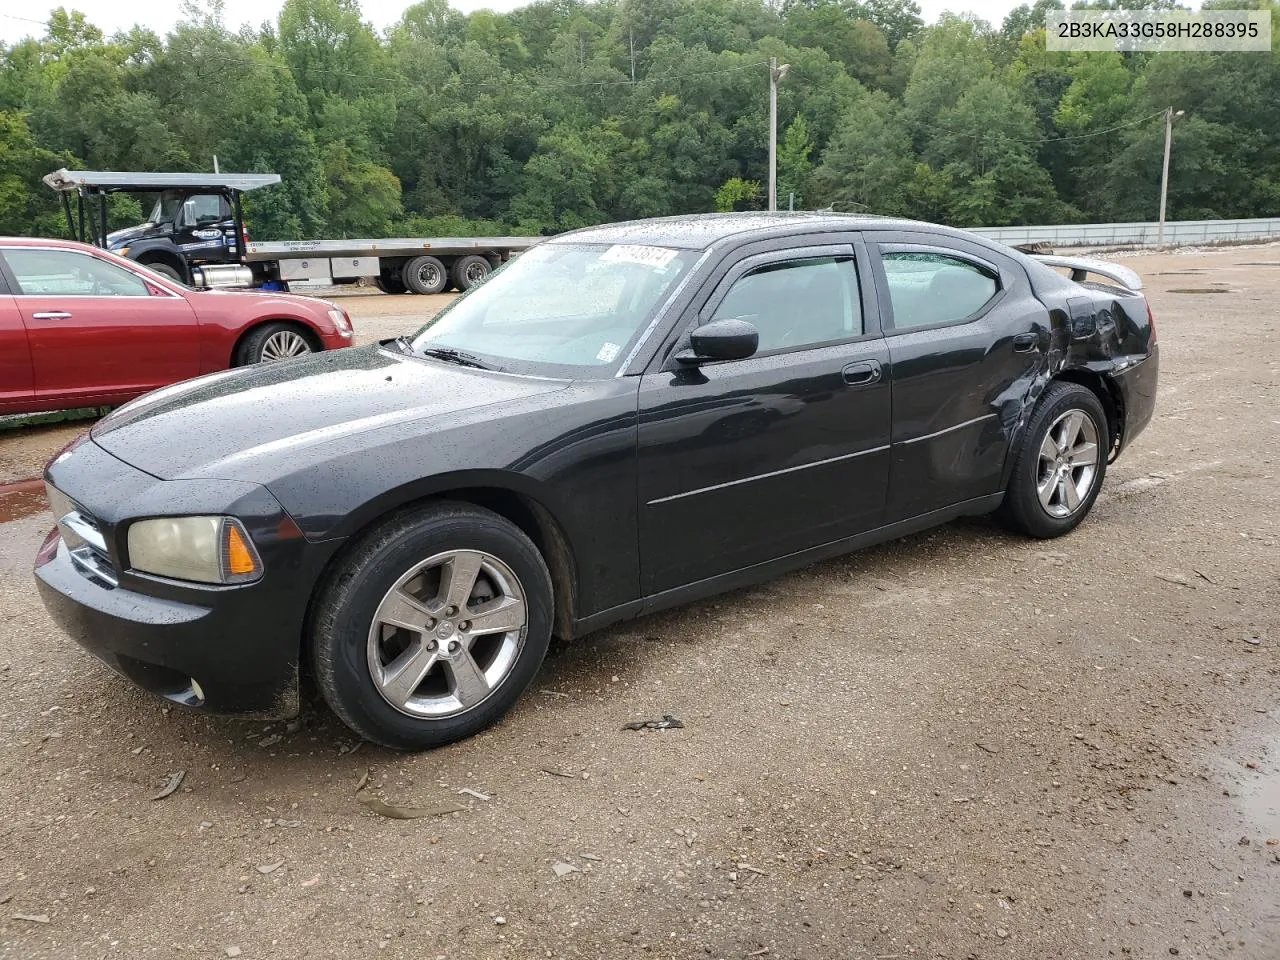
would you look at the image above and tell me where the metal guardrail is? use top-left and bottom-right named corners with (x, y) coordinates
top-left (968, 217), bottom-right (1280, 248)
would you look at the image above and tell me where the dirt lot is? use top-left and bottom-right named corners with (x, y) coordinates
top-left (0, 249), bottom-right (1276, 960)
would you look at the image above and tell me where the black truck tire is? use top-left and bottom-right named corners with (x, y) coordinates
top-left (402, 256), bottom-right (448, 295)
top-left (451, 255), bottom-right (491, 291)
top-left (375, 271), bottom-right (407, 295)
top-left (143, 261), bottom-right (184, 283)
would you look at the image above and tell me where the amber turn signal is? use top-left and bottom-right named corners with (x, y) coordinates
top-left (224, 522), bottom-right (260, 577)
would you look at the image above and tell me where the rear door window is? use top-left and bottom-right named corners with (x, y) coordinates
top-left (880, 251), bottom-right (999, 329)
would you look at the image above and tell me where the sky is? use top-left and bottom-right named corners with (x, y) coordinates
top-left (0, 0), bottom-right (1029, 45)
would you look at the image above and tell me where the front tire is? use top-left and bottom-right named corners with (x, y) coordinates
top-left (142, 261), bottom-right (184, 283)
top-left (235, 322), bottom-right (316, 365)
top-left (998, 381), bottom-right (1109, 539)
top-left (310, 503), bottom-right (553, 750)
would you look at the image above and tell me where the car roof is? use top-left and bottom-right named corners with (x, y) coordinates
top-left (547, 211), bottom-right (953, 251)
top-left (0, 236), bottom-right (101, 251)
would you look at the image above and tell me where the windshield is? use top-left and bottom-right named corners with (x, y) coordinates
top-left (148, 191), bottom-right (184, 225)
top-left (408, 242), bottom-right (697, 377)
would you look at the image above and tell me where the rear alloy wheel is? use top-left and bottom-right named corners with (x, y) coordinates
top-left (311, 503), bottom-right (553, 750)
top-left (451, 255), bottom-right (491, 291)
top-left (998, 381), bottom-right (1108, 539)
top-left (236, 322), bottom-right (316, 365)
top-left (402, 255), bottom-right (448, 295)
top-left (1035, 410), bottom-right (1101, 519)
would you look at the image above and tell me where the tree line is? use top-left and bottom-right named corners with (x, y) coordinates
top-left (1, 0), bottom-right (1278, 241)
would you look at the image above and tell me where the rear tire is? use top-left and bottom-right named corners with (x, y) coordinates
top-left (375, 271), bottom-right (407, 295)
top-left (235, 322), bottom-right (316, 365)
top-left (310, 503), bottom-right (553, 750)
top-left (403, 256), bottom-right (448, 295)
top-left (998, 381), bottom-right (1109, 539)
top-left (451, 255), bottom-right (491, 291)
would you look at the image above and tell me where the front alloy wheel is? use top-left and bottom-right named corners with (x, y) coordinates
top-left (259, 329), bottom-right (312, 361)
top-left (367, 550), bottom-right (527, 719)
top-left (311, 503), bottom-right (553, 750)
top-left (236, 321), bottom-right (317, 366)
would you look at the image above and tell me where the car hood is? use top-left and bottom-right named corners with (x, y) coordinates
top-left (91, 344), bottom-right (568, 483)
top-left (106, 223), bottom-right (161, 248)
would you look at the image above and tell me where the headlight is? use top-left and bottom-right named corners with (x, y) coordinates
top-left (116, 246), bottom-right (130, 257)
top-left (327, 308), bottom-right (353, 337)
top-left (127, 516), bottom-right (263, 585)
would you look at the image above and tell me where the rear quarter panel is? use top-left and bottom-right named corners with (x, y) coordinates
top-left (1025, 265), bottom-right (1158, 454)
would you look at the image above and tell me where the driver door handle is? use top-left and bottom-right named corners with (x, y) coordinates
top-left (31, 311), bottom-right (73, 320)
top-left (842, 360), bottom-right (882, 386)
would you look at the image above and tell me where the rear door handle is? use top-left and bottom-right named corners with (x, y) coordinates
top-left (31, 311), bottom-right (73, 320)
top-left (842, 360), bottom-right (882, 386)
top-left (1012, 333), bottom-right (1039, 353)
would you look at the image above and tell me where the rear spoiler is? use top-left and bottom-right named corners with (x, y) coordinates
top-left (1029, 254), bottom-right (1143, 293)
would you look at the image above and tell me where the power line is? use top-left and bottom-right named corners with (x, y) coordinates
top-left (1, 12), bottom-right (48, 26)
top-left (1014, 110), bottom-right (1166, 144)
top-left (195, 53), bottom-right (771, 93)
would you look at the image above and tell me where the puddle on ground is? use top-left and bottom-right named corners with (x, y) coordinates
top-left (1239, 765), bottom-right (1280, 840)
top-left (1211, 710), bottom-right (1280, 846)
top-left (0, 480), bottom-right (47, 523)
top-left (0, 481), bottom-right (51, 577)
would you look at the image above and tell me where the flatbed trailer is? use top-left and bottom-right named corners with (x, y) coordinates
top-left (43, 168), bottom-right (541, 294)
top-left (245, 236), bottom-right (540, 294)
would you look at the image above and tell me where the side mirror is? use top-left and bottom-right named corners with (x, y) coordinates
top-left (676, 318), bottom-right (759, 364)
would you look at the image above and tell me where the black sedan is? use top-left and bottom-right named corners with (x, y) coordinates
top-left (35, 213), bottom-right (1158, 750)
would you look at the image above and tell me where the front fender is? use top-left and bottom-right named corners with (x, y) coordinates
top-left (320, 468), bottom-right (571, 544)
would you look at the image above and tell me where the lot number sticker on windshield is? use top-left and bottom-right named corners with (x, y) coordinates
top-left (600, 245), bottom-right (679, 269)
top-left (596, 342), bottom-right (621, 363)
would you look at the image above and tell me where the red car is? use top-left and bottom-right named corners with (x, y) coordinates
top-left (0, 237), bottom-right (354, 415)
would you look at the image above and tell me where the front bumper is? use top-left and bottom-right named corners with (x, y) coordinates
top-left (33, 439), bottom-right (339, 717)
top-left (36, 529), bottom-right (297, 715)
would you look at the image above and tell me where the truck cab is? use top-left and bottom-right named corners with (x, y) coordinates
top-left (42, 169), bottom-right (283, 289)
top-left (105, 190), bottom-right (242, 282)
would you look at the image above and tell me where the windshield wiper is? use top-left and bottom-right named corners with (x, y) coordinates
top-left (417, 346), bottom-right (495, 370)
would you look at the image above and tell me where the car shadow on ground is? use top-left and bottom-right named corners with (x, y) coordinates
top-left (31, 512), bottom-right (1026, 802)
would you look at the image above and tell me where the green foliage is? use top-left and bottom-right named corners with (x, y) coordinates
top-left (0, 0), bottom-right (1278, 240)
top-left (715, 176), bottom-right (761, 211)
top-left (322, 143), bottom-right (402, 236)
top-left (0, 111), bottom-right (77, 236)
top-left (777, 114), bottom-right (814, 208)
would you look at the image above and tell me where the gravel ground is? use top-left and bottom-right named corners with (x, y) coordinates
top-left (0, 250), bottom-right (1276, 959)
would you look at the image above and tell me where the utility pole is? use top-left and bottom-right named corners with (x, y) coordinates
top-left (768, 58), bottom-right (789, 212)
top-left (1157, 107), bottom-right (1184, 245)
